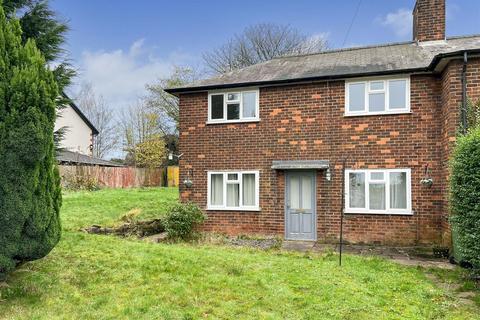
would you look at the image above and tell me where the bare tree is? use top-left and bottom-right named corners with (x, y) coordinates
top-left (145, 66), bottom-right (200, 133)
top-left (75, 82), bottom-right (119, 158)
top-left (203, 23), bottom-right (329, 74)
top-left (118, 101), bottom-right (164, 166)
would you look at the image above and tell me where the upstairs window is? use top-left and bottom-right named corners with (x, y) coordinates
top-left (345, 169), bottom-right (412, 215)
top-left (345, 77), bottom-right (410, 116)
top-left (208, 89), bottom-right (259, 123)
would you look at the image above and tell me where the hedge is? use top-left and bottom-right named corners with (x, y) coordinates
top-left (449, 126), bottom-right (480, 270)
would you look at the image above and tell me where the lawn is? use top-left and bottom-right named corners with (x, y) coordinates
top-left (61, 187), bottom-right (178, 231)
top-left (0, 188), bottom-right (479, 319)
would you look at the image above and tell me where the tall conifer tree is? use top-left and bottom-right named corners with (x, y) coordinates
top-left (0, 2), bottom-right (61, 278)
top-left (3, 0), bottom-right (75, 149)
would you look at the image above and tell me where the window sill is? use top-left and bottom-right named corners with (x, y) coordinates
top-left (344, 210), bottom-right (413, 216)
top-left (206, 119), bottom-right (261, 125)
top-left (344, 110), bottom-right (411, 117)
top-left (206, 207), bottom-right (261, 212)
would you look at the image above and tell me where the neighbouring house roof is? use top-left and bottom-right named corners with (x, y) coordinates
top-left (62, 92), bottom-right (99, 135)
top-left (271, 160), bottom-right (330, 170)
top-left (166, 35), bottom-right (480, 95)
top-left (57, 150), bottom-right (124, 167)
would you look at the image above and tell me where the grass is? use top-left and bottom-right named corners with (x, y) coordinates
top-left (0, 188), bottom-right (479, 319)
top-left (427, 267), bottom-right (480, 306)
top-left (61, 187), bottom-right (178, 231)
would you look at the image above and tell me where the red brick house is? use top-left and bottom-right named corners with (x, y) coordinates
top-left (166, 0), bottom-right (480, 246)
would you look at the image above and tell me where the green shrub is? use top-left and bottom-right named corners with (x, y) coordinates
top-left (466, 98), bottom-right (480, 130)
top-left (62, 171), bottom-right (100, 191)
top-left (164, 202), bottom-right (206, 240)
top-left (449, 126), bottom-right (480, 270)
top-left (0, 6), bottom-right (61, 278)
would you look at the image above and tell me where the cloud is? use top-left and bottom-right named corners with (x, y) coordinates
top-left (294, 31), bottom-right (330, 53)
top-left (76, 39), bottom-right (191, 111)
top-left (378, 8), bottom-right (412, 38)
top-left (308, 31), bottom-right (330, 42)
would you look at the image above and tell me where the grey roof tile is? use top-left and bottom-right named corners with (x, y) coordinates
top-left (57, 150), bottom-right (124, 167)
top-left (167, 35), bottom-right (480, 93)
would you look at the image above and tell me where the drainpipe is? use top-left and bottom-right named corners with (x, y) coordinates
top-left (461, 52), bottom-right (468, 134)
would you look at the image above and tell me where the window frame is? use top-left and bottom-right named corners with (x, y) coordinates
top-left (207, 170), bottom-right (260, 211)
top-left (345, 76), bottom-right (411, 116)
top-left (344, 168), bottom-right (412, 215)
top-left (207, 88), bottom-right (260, 124)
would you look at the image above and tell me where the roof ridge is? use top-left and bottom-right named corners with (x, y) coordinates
top-left (272, 34), bottom-right (480, 60)
top-left (272, 40), bottom-right (416, 60)
top-left (446, 34), bottom-right (480, 40)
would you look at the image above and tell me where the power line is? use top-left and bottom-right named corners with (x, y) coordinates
top-left (331, 0), bottom-right (362, 71)
top-left (341, 0), bottom-right (362, 47)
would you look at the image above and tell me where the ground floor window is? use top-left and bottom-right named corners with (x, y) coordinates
top-left (345, 169), bottom-right (412, 214)
top-left (207, 171), bottom-right (260, 211)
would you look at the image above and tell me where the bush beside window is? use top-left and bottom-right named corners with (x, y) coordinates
top-left (449, 126), bottom-right (480, 271)
top-left (164, 203), bottom-right (206, 240)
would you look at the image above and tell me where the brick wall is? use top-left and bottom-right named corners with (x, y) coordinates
top-left (439, 58), bottom-right (480, 246)
top-left (413, 0), bottom-right (445, 42)
top-left (178, 58), bottom-right (480, 246)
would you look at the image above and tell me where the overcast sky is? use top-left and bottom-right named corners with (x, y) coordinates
top-left (51, 0), bottom-right (479, 112)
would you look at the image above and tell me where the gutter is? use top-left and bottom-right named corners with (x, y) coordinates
top-left (165, 68), bottom-right (430, 96)
top-left (427, 48), bottom-right (480, 70)
top-left (165, 49), bottom-right (480, 96)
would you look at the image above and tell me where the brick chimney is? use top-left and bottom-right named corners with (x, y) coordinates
top-left (412, 0), bottom-right (446, 42)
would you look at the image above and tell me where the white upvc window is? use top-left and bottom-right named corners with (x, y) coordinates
top-left (207, 170), bottom-right (260, 211)
top-left (345, 169), bottom-right (412, 215)
top-left (345, 77), bottom-right (410, 116)
top-left (208, 88), bottom-right (259, 123)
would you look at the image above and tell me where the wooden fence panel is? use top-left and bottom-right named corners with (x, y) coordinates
top-left (59, 165), bottom-right (164, 188)
top-left (167, 166), bottom-right (179, 187)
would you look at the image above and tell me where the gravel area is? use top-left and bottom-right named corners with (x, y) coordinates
top-left (228, 237), bottom-right (281, 250)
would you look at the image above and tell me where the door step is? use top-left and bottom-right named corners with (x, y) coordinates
top-left (282, 241), bottom-right (315, 252)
